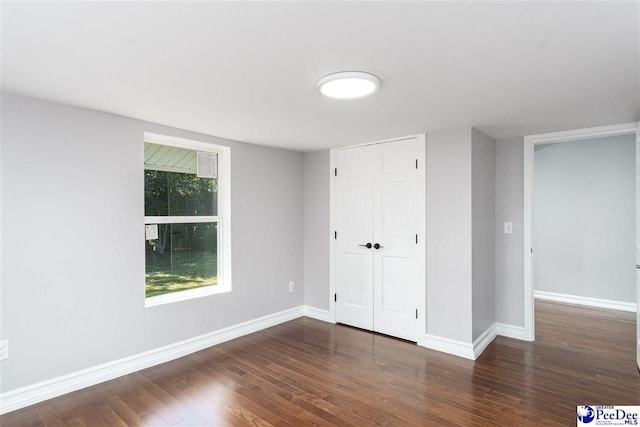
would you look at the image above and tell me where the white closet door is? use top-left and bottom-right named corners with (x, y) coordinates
top-left (335, 139), bottom-right (420, 341)
top-left (335, 145), bottom-right (374, 330)
top-left (373, 139), bottom-right (418, 341)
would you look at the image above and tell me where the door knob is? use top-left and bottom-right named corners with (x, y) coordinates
top-left (373, 243), bottom-right (384, 250)
top-left (359, 243), bottom-right (372, 249)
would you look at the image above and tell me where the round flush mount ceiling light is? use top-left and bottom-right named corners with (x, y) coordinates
top-left (316, 71), bottom-right (381, 99)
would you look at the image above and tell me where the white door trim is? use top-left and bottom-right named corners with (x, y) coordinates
top-left (636, 125), bottom-right (640, 370)
top-left (329, 134), bottom-right (426, 343)
top-left (523, 122), bottom-right (639, 342)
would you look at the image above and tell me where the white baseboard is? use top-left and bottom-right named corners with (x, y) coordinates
top-left (495, 323), bottom-right (527, 340)
top-left (0, 305), bottom-right (310, 415)
top-left (0, 306), bottom-right (534, 415)
top-left (423, 334), bottom-right (476, 360)
top-left (302, 306), bottom-right (333, 323)
top-left (534, 290), bottom-right (637, 313)
top-left (423, 322), bottom-right (525, 361)
top-left (472, 324), bottom-right (497, 359)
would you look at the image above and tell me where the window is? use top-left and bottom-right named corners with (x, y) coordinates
top-left (144, 132), bottom-right (231, 307)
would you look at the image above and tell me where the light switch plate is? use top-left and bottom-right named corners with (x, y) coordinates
top-left (504, 221), bottom-right (513, 234)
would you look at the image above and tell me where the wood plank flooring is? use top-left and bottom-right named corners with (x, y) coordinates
top-left (2, 301), bottom-right (638, 426)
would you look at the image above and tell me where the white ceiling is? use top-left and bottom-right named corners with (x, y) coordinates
top-left (2, 1), bottom-right (638, 151)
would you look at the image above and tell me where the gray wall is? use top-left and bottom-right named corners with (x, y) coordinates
top-left (471, 129), bottom-right (496, 340)
top-left (0, 93), bottom-right (543, 395)
top-left (0, 94), bottom-right (304, 392)
top-left (303, 150), bottom-right (330, 310)
top-left (533, 135), bottom-right (636, 302)
top-left (494, 138), bottom-right (525, 327)
top-left (426, 128), bottom-right (473, 342)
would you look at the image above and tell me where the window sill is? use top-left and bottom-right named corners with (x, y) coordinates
top-left (145, 284), bottom-right (230, 308)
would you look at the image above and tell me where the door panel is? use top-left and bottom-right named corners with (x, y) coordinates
top-left (380, 181), bottom-right (410, 238)
top-left (336, 248), bottom-right (374, 330)
top-left (335, 146), bottom-right (374, 330)
top-left (342, 183), bottom-right (370, 235)
top-left (380, 255), bottom-right (409, 315)
top-left (373, 140), bottom-right (418, 341)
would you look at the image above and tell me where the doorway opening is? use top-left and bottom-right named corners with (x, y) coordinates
top-left (523, 123), bottom-right (639, 348)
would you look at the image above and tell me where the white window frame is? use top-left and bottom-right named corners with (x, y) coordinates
top-left (143, 132), bottom-right (232, 307)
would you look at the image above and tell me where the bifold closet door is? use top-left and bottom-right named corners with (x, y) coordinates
top-left (335, 139), bottom-right (419, 342)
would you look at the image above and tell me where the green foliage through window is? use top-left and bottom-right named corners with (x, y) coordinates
top-left (145, 223), bottom-right (218, 297)
top-left (144, 170), bottom-right (217, 217)
top-left (144, 144), bottom-right (219, 299)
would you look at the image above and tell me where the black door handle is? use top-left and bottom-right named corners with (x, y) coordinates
top-left (358, 243), bottom-right (372, 249)
top-left (373, 243), bottom-right (384, 250)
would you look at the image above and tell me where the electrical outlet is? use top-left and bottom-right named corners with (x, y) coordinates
top-left (503, 221), bottom-right (513, 234)
top-left (288, 281), bottom-right (295, 293)
top-left (0, 340), bottom-right (9, 361)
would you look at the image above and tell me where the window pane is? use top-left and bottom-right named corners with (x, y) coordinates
top-left (144, 142), bottom-right (218, 217)
top-left (145, 222), bottom-right (218, 298)
top-left (144, 170), bottom-right (217, 216)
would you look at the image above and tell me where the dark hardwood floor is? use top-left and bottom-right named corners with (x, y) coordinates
top-left (2, 301), bottom-right (638, 426)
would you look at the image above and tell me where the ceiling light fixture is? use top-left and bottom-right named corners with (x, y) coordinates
top-left (316, 71), bottom-right (380, 99)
